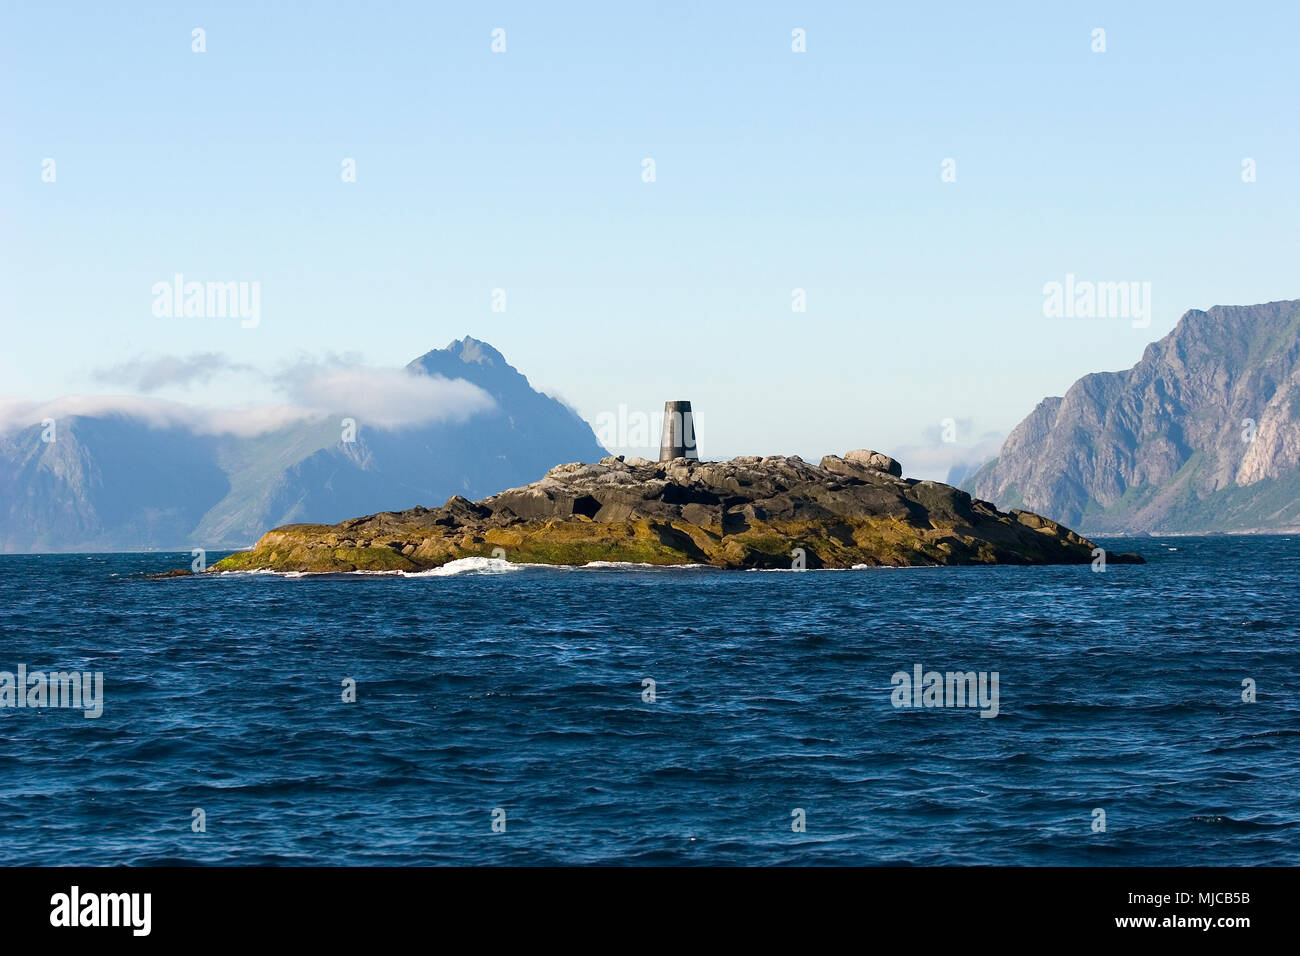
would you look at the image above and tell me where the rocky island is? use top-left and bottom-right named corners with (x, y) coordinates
top-left (209, 450), bottom-right (1143, 573)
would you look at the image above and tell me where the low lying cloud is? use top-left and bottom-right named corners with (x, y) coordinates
top-left (1, 354), bottom-right (497, 437)
top-left (0, 395), bottom-right (322, 438)
top-left (276, 360), bottom-right (496, 429)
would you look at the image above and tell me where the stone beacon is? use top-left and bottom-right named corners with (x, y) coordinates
top-left (658, 400), bottom-right (698, 462)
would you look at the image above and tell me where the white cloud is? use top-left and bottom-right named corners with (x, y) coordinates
top-left (0, 356), bottom-right (497, 437)
top-left (277, 363), bottom-right (496, 428)
top-left (0, 395), bottom-right (320, 438)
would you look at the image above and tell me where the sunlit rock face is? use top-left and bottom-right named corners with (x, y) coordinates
top-left (970, 299), bottom-right (1300, 534)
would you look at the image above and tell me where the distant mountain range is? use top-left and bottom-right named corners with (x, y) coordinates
top-left (967, 299), bottom-right (1300, 534)
top-left (0, 338), bottom-right (607, 552)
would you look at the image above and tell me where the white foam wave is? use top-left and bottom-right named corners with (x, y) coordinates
top-left (399, 557), bottom-right (524, 576)
top-left (580, 560), bottom-right (708, 570)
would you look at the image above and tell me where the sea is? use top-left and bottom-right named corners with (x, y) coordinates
top-left (1, 535), bottom-right (1297, 866)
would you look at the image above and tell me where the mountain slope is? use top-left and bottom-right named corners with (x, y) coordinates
top-left (969, 299), bottom-right (1300, 533)
top-left (0, 417), bottom-right (230, 552)
top-left (0, 337), bottom-right (607, 551)
top-left (221, 337), bottom-right (608, 533)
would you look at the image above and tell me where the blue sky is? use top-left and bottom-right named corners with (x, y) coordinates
top-left (3, 1), bottom-right (1298, 476)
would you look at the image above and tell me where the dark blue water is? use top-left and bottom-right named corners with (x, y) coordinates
top-left (2, 536), bottom-right (1298, 865)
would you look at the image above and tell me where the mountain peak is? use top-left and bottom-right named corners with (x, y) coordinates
top-left (442, 336), bottom-right (506, 367)
top-left (408, 337), bottom-right (516, 382)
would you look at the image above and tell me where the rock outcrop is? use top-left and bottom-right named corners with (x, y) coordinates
top-left (210, 451), bottom-right (1141, 573)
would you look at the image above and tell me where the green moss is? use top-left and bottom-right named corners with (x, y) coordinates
top-left (329, 547), bottom-right (418, 571)
top-left (506, 538), bottom-right (683, 565)
top-left (210, 550), bottom-right (264, 571)
top-left (736, 534), bottom-right (796, 557)
top-left (210, 544), bottom-right (417, 573)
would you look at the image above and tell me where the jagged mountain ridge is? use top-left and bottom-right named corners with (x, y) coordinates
top-left (968, 299), bottom-right (1300, 533)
